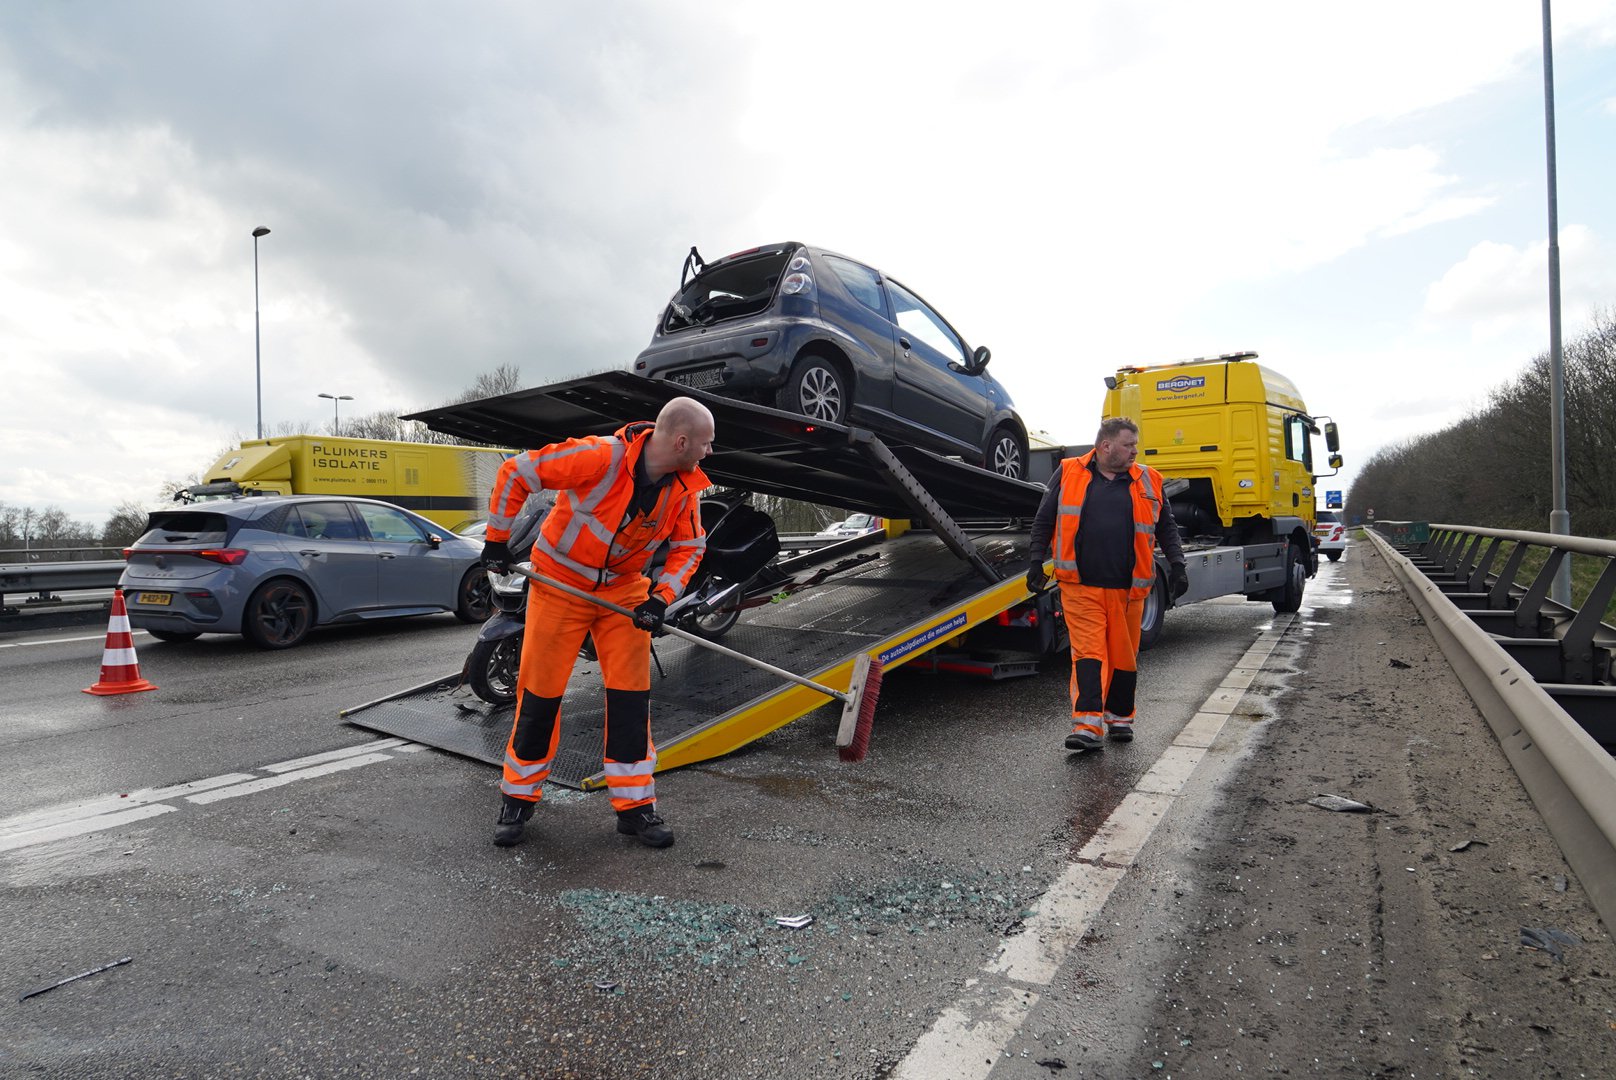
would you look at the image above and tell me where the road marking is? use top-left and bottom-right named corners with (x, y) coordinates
top-left (0, 631), bottom-right (147, 649)
top-left (186, 753), bottom-right (394, 804)
top-left (0, 739), bottom-right (413, 853)
top-left (892, 616), bottom-right (1292, 1080)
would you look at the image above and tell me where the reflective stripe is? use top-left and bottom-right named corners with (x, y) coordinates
top-left (602, 758), bottom-right (656, 777)
top-left (504, 754), bottom-right (548, 780)
top-left (606, 781), bottom-right (655, 801)
top-left (1052, 556), bottom-right (1078, 572)
top-left (501, 777), bottom-right (544, 797)
top-left (1131, 576), bottom-right (1154, 591)
top-left (534, 536), bottom-right (631, 586)
top-left (1134, 521), bottom-right (1155, 533)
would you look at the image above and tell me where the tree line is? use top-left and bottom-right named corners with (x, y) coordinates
top-left (1349, 309), bottom-right (1616, 537)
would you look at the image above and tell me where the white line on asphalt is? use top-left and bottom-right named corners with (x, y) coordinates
top-left (0, 630), bottom-right (148, 649)
top-left (186, 753), bottom-right (395, 804)
top-left (0, 740), bottom-right (416, 853)
top-left (891, 618), bottom-right (1289, 1080)
top-left (0, 804), bottom-right (176, 853)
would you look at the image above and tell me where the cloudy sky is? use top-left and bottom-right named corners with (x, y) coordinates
top-left (3, 1), bottom-right (1615, 527)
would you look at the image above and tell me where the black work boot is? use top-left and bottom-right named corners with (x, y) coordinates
top-left (615, 806), bottom-right (674, 848)
top-left (493, 795), bottom-right (536, 847)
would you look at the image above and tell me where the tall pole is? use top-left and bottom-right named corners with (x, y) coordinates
top-left (319, 393), bottom-right (353, 437)
top-left (1541, 1), bottom-right (1571, 604)
top-left (252, 226), bottom-right (271, 440)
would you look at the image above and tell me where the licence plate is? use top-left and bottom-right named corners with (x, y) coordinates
top-left (671, 367), bottom-right (725, 390)
top-left (137, 592), bottom-right (173, 606)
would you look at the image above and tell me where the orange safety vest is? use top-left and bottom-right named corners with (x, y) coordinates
top-left (485, 422), bottom-right (709, 603)
top-left (1050, 450), bottom-right (1163, 599)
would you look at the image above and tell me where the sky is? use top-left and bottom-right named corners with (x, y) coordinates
top-left (3, 1), bottom-right (1615, 526)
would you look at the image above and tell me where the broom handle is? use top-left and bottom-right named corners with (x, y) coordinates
top-left (509, 564), bottom-right (852, 704)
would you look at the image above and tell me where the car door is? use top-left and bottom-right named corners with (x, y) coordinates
top-left (352, 501), bottom-right (454, 610)
top-left (288, 502), bottom-right (378, 616)
top-left (885, 278), bottom-right (988, 449)
top-left (818, 255), bottom-right (899, 403)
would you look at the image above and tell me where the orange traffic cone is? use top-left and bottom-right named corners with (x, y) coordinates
top-left (83, 589), bottom-right (157, 696)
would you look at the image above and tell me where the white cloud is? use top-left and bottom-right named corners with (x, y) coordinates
top-left (1423, 225), bottom-right (1612, 340)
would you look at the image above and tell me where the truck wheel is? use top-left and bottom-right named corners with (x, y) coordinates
top-left (468, 635), bottom-right (521, 706)
top-left (242, 579), bottom-right (314, 649)
top-left (1139, 569), bottom-right (1168, 651)
top-left (777, 357), bottom-right (847, 423)
top-left (985, 424), bottom-right (1028, 479)
top-left (454, 567), bottom-right (494, 623)
top-left (1271, 544), bottom-right (1307, 614)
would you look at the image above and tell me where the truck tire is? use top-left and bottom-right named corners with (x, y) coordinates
top-left (1139, 568), bottom-right (1168, 651)
top-left (468, 635), bottom-right (521, 706)
top-left (1271, 543), bottom-right (1307, 614)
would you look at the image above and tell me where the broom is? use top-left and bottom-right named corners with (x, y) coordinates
top-left (509, 565), bottom-right (883, 762)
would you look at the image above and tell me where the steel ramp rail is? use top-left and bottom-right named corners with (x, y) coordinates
top-left (341, 531), bottom-right (1038, 788)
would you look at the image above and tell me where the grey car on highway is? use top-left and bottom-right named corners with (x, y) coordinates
top-left (119, 495), bottom-right (492, 648)
top-left (631, 242), bottom-right (1031, 478)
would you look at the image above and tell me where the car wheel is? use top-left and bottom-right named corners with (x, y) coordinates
top-left (455, 567), bottom-right (494, 623)
top-left (468, 635), bottom-right (521, 706)
top-left (145, 628), bottom-right (201, 643)
top-left (1325, 550), bottom-right (1343, 562)
top-left (985, 424), bottom-right (1028, 479)
top-left (777, 357), bottom-right (847, 423)
top-left (1271, 543), bottom-right (1308, 614)
top-left (242, 579), bottom-right (314, 649)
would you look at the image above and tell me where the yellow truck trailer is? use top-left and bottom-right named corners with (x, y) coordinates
top-left (1102, 350), bottom-right (1342, 644)
top-left (179, 436), bottom-right (513, 533)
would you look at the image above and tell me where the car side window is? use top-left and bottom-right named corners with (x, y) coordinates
top-left (296, 502), bottom-right (363, 541)
top-left (355, 503), bottom-right (429, 543)
top-left (823, 256), bottom-right (888, 318)
top-left (887, 280), bottom-right (965, 364)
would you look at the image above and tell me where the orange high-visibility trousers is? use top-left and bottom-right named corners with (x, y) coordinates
top-left (1059, 582), bottom-right (1144, 737)
top-left (500, 572), bottom-right (657, 814)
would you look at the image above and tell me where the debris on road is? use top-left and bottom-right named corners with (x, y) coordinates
top-left (1449, 839), bottom-right (1488, 852)
top-left (1307, 794), bottom-right (1374, 813)
top-left (775, 914), bottom-right (814, 929)
top-left (18, 956), bottom-right (132, 1002)
top-left (1520, 926), bottom-right (1581, 962)
top-left (1389, 658), bottom-right (1412, 669)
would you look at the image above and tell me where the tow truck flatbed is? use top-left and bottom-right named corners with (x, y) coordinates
top-left (344, 372), bottom-right (1055, 785)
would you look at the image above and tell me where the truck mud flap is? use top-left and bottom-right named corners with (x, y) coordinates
top-left (342, 532), bottom-right (1041, 789)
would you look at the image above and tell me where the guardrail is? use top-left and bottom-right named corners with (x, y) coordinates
top-left (1368, 523), bottom-right (1616, 931)
top-left (0, 560), bottom-right (125, 615)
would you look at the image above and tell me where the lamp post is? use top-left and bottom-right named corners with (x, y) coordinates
top-left (252, 226), bottom-right (271, 439)
top-left (1540, 1), bottom-right (1571, 604)
top-left (318, 393), bottom-right (353, 437)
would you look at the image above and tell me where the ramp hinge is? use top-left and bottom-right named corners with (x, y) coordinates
top-left (848, 429), bottom-right (1001, 585)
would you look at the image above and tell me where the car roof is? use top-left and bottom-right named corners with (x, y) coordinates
top-left (164, 494), bottom-right (421, 517)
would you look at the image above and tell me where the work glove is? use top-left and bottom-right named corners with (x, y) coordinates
top-left (1024, 563), bottom-right (1049, 594)
top-left (1170, 562), bottom-right (1190, 600)
top-left (480, 540), bottom-right (512, 573)
top-left (632, 595), bottom-right (668, 632)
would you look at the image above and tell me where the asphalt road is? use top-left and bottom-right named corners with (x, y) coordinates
top-left (2, 575), bottom-right (1327, 1078)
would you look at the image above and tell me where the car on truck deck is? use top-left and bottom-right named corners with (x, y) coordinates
top-left (1102, 350), bottom-right (1342, 646)
top-left (178, 436), bottom-right (514, 533)
top-left (631, 242), bottom-right (1031, 479)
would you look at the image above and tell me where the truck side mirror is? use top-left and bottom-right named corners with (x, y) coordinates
top-left (1328, 453), bottom-right (1343, 470)
top-left (1324, 422), bottom-right (1339, 453)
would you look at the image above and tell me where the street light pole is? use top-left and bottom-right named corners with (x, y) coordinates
top-left (318, 393), bottom-right (353, 437)
top-left (1541, 0), bottom-right (1571, 604)
top-left (252, 226), bottom-right (271, 440)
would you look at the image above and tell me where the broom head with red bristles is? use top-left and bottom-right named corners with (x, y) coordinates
top-left (834, 653), bottom-right (882, 763)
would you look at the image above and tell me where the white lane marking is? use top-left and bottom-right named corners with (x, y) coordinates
top-left (0, 631), bottom-right (148, 649)
top-left (892, 613), bottom-right (1295, 1080)
top-left (893, 981), bottom-right (1043, 1080)
top-left (186, 753), bottom-right (394, 804)
top-left (0, 740), bottom-right (415, 853)
top-left (1, 774), bottom-right (256, 836)
top-left (262, 738), bottom-right (407, 773)
top-left (0, 804), bottom-right (176, 853)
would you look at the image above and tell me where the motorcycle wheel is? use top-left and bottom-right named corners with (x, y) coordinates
top-left (468, 635), bottom-right (522, 706)
top-left (687, 605), bottom-right (741, 640)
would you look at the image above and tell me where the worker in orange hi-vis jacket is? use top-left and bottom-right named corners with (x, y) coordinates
top-left (478, 397), bottom-right (714, 849)
top-left (1024, 416), bottom-right (1187, 752)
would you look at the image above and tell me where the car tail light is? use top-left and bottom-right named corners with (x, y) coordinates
top-left (196, 548), bottom-right (248, 565)
top-left (780, 254), bottom-right (815, 298)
